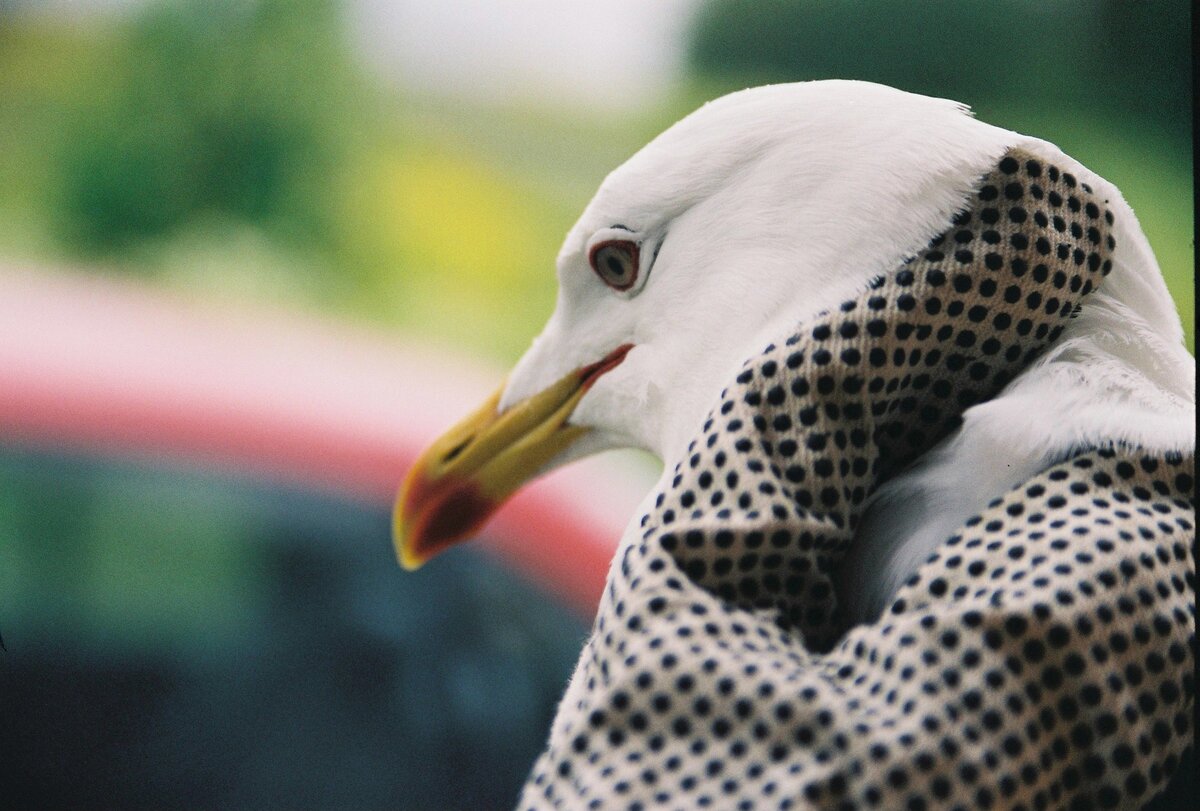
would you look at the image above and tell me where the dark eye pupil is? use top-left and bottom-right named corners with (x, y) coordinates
top-left (591, 240), bottom-right (639, 290)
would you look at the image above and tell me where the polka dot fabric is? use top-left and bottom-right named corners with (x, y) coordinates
top-left (519, 150), bottom-right (1195, 810)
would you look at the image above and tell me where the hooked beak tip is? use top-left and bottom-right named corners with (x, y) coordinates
top-left (393, 461), bottom-right (501, 569)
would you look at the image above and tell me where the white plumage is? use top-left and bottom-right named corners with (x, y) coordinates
top-left (397, 80), bottom-right (1195, 809)
top-left (497, 80), bottom-right (1193, 621)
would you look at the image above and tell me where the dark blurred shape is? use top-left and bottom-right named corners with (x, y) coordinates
top-left (687, 0), bottom-right (1189, 148)
top-left (0, 448), bottom-right (585, 810)
top-left (55, 0), bottom-right (355, 255)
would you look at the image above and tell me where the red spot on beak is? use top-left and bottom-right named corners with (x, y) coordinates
top-left (402, 471), bottom-right (497, 565)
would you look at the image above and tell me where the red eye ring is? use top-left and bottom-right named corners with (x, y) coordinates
top-left (588, 239), bottom-right (640, 291)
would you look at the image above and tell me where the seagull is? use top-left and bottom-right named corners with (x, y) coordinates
top-left (393, 79), bottom-right (1191, 608)
top-left (394, 81), bottom-right (1194, 809)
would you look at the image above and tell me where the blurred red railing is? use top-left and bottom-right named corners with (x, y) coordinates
top-left (0, 267), bottom-right (653, 616)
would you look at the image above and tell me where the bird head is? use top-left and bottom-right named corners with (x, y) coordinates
top-left (393, 80), bottom-right (1020, 569)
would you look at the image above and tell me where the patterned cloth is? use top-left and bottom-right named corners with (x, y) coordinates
top-left (519, 151), bottom-right (1195, 810)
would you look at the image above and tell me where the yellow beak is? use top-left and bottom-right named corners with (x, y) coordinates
top-left (393, 343), bottom-right (633, 570)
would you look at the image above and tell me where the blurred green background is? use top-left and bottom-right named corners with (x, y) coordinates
top-left (0, 1), bottom-right (1192, 808)
top-left (1, 0), bottom-right (1190, 359)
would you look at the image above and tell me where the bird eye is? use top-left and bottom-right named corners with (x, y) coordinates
top-left (588, 240), bottom-right (640, 291)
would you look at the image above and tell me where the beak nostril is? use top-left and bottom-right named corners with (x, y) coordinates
top-left (443, 437), bottom-right (472, 464)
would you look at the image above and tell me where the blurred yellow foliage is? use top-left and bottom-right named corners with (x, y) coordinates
top-left (337, 139), bottom-right (564, 361)
top-left (395, 150), bottom-right (542, 278)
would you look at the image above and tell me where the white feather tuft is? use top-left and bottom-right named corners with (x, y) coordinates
top-left (842, 137), bottom-right (1194, 624)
